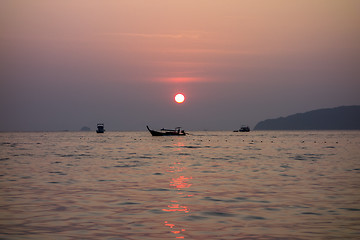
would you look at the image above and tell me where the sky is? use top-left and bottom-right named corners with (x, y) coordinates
top-left (1, 0), bottom-right (360, 131)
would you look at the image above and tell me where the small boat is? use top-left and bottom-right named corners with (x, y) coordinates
top-left (96, 123), bottom-right (105, 133)
top-left (233, 125), bottom-right (250, 132)
top-left (147, 125), bottom-right (186, 136)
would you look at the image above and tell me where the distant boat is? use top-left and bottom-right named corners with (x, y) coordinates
top-left (96, 123), bottom-right (105, 133)
top-left (146, 125), bottom-right (187, 136)
top-left (233, 125), bottom-right (250, 132)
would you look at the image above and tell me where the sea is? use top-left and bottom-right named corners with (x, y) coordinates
top-left (0, 131), bottom-right (359, 240)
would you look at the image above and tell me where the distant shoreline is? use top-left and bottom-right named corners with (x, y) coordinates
top-left (2, 129), bottom-right (360, 134)
top-left (254, 105), bottom-right (360, 131)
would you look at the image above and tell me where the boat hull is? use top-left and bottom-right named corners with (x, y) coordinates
top-left (146, 126), bottom-right (186, 136)
top-left (239, 128), bottom-right (250, 132)
top-left (234, 125), bottom-right (250, 132)
top-left (96, 123), bottom-right (105, 133)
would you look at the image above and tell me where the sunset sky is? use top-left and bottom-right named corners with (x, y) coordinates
top-left (1, 0), bottom-right (359, 131)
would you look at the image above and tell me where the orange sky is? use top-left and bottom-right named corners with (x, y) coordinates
top-left (1, 0), bottom-right (360, 130)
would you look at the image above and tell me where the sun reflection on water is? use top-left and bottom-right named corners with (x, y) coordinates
top-left (171, 176), bottom-right (192, 190)
top-left (162, 140), bottom-right (192, 238)
top-left (162, 200), bottom-right (190, 213)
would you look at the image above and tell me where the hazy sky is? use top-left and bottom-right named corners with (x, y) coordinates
top-left (1, 0), bottom-right (360, 131)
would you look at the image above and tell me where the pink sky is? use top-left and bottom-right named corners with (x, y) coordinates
top-left (1, 0), bottom-right (359, 131)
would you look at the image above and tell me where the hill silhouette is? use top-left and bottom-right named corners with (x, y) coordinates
top-left (254, 106), bottom-right (360, 130)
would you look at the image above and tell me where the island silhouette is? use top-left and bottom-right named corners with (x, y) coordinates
top-left (254, 105), bottom-right (360, 130)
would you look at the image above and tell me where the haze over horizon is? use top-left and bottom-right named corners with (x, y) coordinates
top-left (1, 0), bottom-right (360, 131)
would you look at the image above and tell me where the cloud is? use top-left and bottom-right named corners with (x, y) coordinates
top-left (165, 48), bottom-right (259, 55)
top-left (101, 32), bottom-right (200, 39)
top-left (156, 77), bottom-right (206, 83)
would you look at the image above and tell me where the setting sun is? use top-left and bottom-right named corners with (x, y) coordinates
top-left (175, 93), bottom-right (185, 104)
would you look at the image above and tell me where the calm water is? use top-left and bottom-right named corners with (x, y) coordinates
top-left (0, 131), bottom-right (359, 239)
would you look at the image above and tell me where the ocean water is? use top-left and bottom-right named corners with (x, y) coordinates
top-left (0, 131), bottom-right (359, 240)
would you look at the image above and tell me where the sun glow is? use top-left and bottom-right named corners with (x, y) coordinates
top-left (174, 93), bottom-right (185, 104)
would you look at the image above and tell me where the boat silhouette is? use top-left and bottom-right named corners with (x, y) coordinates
top-left (96, 123), bottom-right (105, 133)
top-left (146, 125), bottom-right (186, 136)
top-left (233, 125), bottom-right (250, 132)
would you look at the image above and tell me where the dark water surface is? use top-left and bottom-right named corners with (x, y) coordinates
top-left (1, 131), bottom-right (359, 239)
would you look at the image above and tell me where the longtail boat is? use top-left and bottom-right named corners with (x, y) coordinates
top-left (146, 125), bottom-right (186, 136)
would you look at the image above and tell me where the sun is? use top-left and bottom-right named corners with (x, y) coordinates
top-left (175, 93), bottom-right (185, 104)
